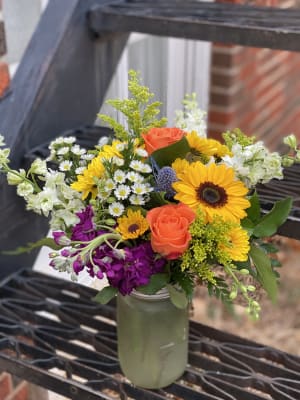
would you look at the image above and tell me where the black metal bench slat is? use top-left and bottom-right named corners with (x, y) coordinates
top-left (0, 268), bottom-right (300, 399)
top-left (88, 0), bottom-right (300, 51)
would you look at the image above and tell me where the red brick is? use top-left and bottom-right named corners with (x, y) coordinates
top-left (5, 381), bottom-right (29, 400)
top-left (0, 373), bottom-right (13, 399)
top-left (0, 61), bottom-right (10, 96)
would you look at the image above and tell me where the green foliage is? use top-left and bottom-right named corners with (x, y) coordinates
top-left (138, 273), bottom-right (169, 295)
top-left (249, 243), bottom-right (278, 303)
top-left (152, 137), bottom-right (190, 168)
top-left (166, 284), bottom-right (189, 309)
top-left (170, 264), bottom-right (194, 302)
top-left (97, 70), bottom-right (167, 140)
top-left (252, 197), bottom-right (292, 238)
top-left (93, 286), bottom-right (117, 304)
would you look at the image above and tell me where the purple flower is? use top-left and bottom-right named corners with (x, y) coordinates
top-left (93, 242), bottom-right (167, 295)
top-left (71, 205), bottom-right (96, 241)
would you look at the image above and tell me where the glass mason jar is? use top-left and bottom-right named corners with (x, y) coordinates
top-left (117, 288), bottom-right (189, 389)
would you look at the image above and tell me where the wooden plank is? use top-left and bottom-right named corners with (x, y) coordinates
top-left (88, 0), bottom-right (300, 51)
top-left (0, 0), bottom-right (128, 277)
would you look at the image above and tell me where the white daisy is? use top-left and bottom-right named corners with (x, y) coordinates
top-left (109, 202), bottom-right (125, 217)
top-left (71, 145), bottom-right (86, 156)
top-left (132, 183), bottom-right (149, 195)
top-left (114, 185), bottom-right (130, 200)
top-left (129, 194), bottom-right (146, 205)
top-left (105, 179), bottom-right (116, 191)
top-left (116, 143), bottom-right (126, 151)
top-left (59, 160), bottom-right (73, 172)
top-left (75, 166), bottom-right (85, 175)
top-left (127, 171), bottom-right (143, 183)
top-left (82, 153), bottom-right (95, 161)
top-left (57, 147), bottom-right (69, 156)
top-left (135, 148), bottom-right (148, 158)
top-left (114, 170), bottom-right (126, 184)
top-left (63, 137), bottom-right (76, 144)
top-left (112, 156), bottom-right (124, 166)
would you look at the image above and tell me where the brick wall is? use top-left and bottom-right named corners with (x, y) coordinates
top-left (208, 0), bottom-right (300, 150)
top-left (0, 372), bottom-right (49, 400)
top-left (0, 0), bottom-right (10, 96)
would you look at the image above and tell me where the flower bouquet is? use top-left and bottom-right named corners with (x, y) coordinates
top-left (0, 70), bottom-right (299, 388)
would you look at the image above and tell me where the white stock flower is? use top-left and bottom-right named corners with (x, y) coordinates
top-left (17, 181), bottom-right (34, 197)
top-left (29, 158), bottom-right (48, 175)
top-left (7, 169), bottom-right (26, 185)
top-left (0, 135), bottom-right (5, 146)
top-left (0, 148), bottom-right (10, 166)
top-left (62, 137), bottom-right (76, 144)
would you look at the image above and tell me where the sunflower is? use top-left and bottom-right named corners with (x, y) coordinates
top-left (71, 156), bottom-right (105, 200)
top-left (186, 132), bottom-right (232, 159)
top-left (219, 225), bottom-right (250, 261)
top-left (116, 209), bottom-right (149, 240)
top-left (172, 161), bottom-right (250, 222)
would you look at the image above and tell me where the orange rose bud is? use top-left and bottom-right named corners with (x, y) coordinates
top-left (142, 127), bottom-right (186, 155)
top-left (146, 203), bottom-right (196, 260)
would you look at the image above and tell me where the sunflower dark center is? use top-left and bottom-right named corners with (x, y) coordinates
top-left (196, 182), bottom-right (228, 208)
top-left (128, 223), bottom-right (139, 233)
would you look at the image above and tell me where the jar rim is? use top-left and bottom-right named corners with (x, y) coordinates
top-left (130, 287), bottom-right (170, 301)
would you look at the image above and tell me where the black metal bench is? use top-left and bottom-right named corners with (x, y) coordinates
top-left (1, 2), bottom-right (300, 398)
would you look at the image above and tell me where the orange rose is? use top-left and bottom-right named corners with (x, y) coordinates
top-left (146, 203), bottom-right (196, 260)
top-left (142, 127), bottom-right (185, 155)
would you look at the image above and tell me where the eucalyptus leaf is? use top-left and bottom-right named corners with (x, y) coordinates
top-left (166, 284), bottom-right (189, 309)
top-left (1, 237), bottom-right (61, 255)
top-left (253, 197), bottom-right (292, 238)
top-left (249, 243), bottom-right (277, 303)
top-left (138, 273), bottom-right (169, 295)
top-left (93, 286), bottom-right (117, 304)
top-left (152, 137), bottom-right (190, 168)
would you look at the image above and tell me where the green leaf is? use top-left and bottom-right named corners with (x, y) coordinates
top-left (249, 243), bottom-right (277, 303)
top-left (152, 137), bottom-right (190, 168)
top-left (253, 197), bottom-right (292, 238)
top-left (1, 237), bottom-right (61, 255)
top-left (138, 273), bottom-right (169, 295)
top-left (93, 286), bottom-right (117, 304)
top-left (246, 191), bottom-right (261, 223)
top-left (166, 284), bottom-right (188, 309)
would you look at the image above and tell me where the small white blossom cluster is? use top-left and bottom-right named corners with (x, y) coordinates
top-left (222, 141), bottom-right (283, 187)
top-left (48, 136), bottom-right (93, 177)
top-left (0, 134), bottom-right (84, 231)
top-left (175, 93), bottom-right (207, 138)
top-left (0, 135), bottom-right (10, 168)
top-left (100, 149), bottom-right (153, 218)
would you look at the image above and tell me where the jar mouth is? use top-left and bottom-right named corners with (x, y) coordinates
top-left (131, 287), bottom-right (170, 301)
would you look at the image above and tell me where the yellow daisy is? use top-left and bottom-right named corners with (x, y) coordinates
top-left (186, 131), bottom-right (232, 159)
top-left (171, 158), bottom-right (190, 180)
top-left (172, 161), bottom-right (250, 222)
top-left (71, 156), bottom-right (105, 200)
top-left (97, 140), bottom-right (122, 160)
top-left (219, 226), bottom-right (250, 261)
top-left (116, 209), bottom-right (149, 240)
